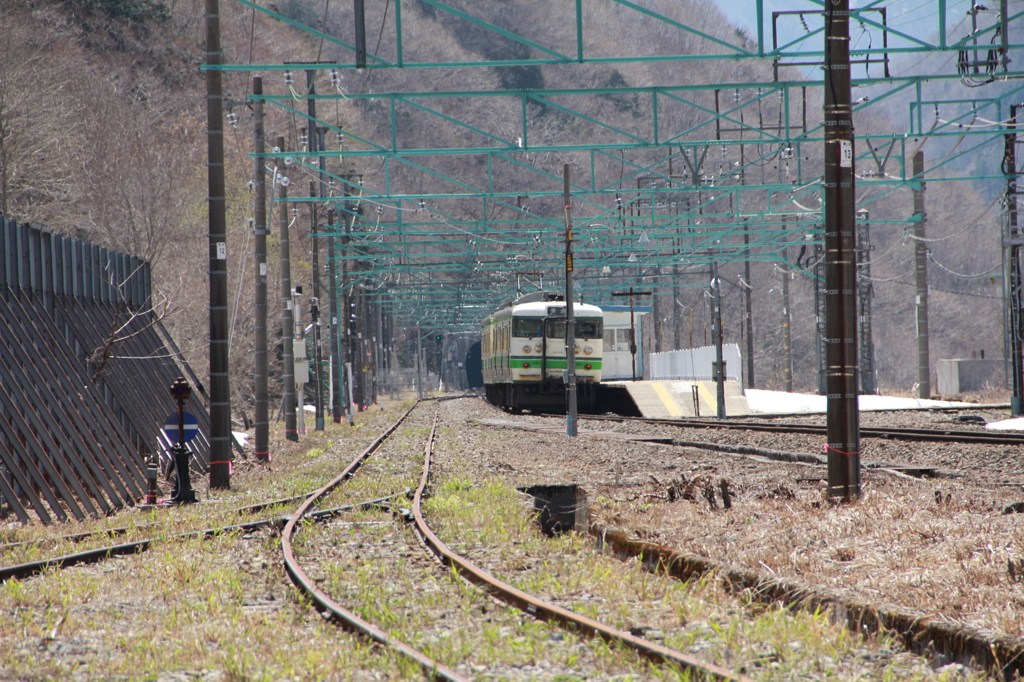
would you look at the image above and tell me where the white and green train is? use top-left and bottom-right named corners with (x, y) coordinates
top-left (481, 292), bottom-right (604, 412)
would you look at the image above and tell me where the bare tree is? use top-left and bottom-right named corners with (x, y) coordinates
top-left (0, 5), bottom-right (87, 222)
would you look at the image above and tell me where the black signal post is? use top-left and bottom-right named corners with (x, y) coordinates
top-left (169, 377), bottom-right (197, 504)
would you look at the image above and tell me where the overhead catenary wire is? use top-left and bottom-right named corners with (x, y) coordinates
top-left (889, 278), bottom-right (1002, 299)
top-left (927, 253), bottom-right (1000, 279)
top-left (241, 4), bottom-right (1016, 332)
top-left (903, 192), bottom-right (1001, 243)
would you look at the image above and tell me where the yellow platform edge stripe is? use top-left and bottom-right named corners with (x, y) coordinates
top-left (650, 382), bottom-right (684, 417)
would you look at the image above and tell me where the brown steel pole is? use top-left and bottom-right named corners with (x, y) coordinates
top-left (823, 0), bottom-right (860, 501)
top-left (205, 0), bottom-right (231, 488)
top-left (252, 77), bottom-right (269, 462)
top-left (563, 164), bottom-right (578, 437)
top-left (612, 288), bottom-right (651, 382)
top-left (1007, 107), bottom-right (1024, 415)
top-left (629, 289), bottom-right (637, 381)
top-left (744, 233), bottom-right (755, 389)
top-left (711, 263), bottom-right (726, 419)
top-left (782, 216), bottom-right (793, 392)
top-left (307, 71), bottom-right (325, 431)
top-left (913, 151), bottom-right (931, 399)
top-left (277, 137), bottom-right (298, 441)
top-left (328, 208), bottom-right (342, 422)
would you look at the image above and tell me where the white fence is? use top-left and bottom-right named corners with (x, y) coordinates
top-left (649, 344), bottom-right (744, 385)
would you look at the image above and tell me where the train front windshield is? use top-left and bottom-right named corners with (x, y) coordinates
top-left (513, 318), bottom-right (543, 339)
top-left (546, 319), bottom-right (603, 339)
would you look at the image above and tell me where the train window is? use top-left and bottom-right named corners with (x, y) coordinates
top-left (615, 328), bottom-right (631, 352)
top-left (546, 306), bottom-right (566, 318)
top-left (577, 319), bottom-right (602, 338)
top-left (547, 319), bottom-right (602, 339)
top-left (513, 318), bottom-right (543, 338)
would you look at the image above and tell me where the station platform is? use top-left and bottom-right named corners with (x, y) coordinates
top-left (602, 380), bottom-right (750, 418)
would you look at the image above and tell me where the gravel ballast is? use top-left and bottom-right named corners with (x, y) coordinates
top-left (438, 396), bottom-right (1024, 675)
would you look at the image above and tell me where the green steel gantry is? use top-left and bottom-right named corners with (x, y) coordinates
top-left (213, 0), bottom-right (1024, 331)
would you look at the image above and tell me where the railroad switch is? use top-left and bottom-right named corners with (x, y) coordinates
top-left (139, 455), bottom-right (161, 509)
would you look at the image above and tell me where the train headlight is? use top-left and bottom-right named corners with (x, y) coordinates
top-left (522, 345), bottom-right (532, 354)
top-left (574, 345), bottom-right (581, 354)
top-left (534, 344), bottom-right (541, 353)
top-left (583, 345), bottom-right (593, 355)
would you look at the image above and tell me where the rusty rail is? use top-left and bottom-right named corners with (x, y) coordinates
top-left (582, 413), bottom-right (1024, 445)
top-left (412, 410), bottom-right (754, 682)
top-left (279, 401), bottom-right (469, 682)
top-left (0, 493), bottom-right (403, 584)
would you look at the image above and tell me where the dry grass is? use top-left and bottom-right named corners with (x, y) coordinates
top-left (597, 473), bottom-right (1024, 640)
top-left (0, 404), bottom-right (412, 681)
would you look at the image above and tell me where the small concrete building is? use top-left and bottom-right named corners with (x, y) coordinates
top-left (935, 358), bottom-right (1004, 396)
top-left (599, 305), bottom-right (651, 381)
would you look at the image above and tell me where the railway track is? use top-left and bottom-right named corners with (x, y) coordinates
top-left (0, 494), bottom-right (403, 583)
top-left (1, 399), bottom-right (751, 679)
top-left (282, 401), bottom-right (753, 681)
top-left (583, 413), bottom-right (1024, 445)
top-left (3, 396), bottom-right (1011, 680)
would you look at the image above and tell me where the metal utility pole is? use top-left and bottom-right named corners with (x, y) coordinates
top-left (356, 288), bottom-right (368, 406)
top-left (710, 263), bottom-right (726, 419)
top-left (857, 210), bottom-right (877, 395)
top-left (307, 71), bottom-right (325, 431)
top-left (327, 208), bottom-right (342, 422)
top-left (743, 232), bottom-right (755, 389)
top-left (434, 332), bottom-right (443, 392)
top-left (344, 189), bottom-right (366, 411)
top-left (205, 0), bottom-right (231, 488)
top-left (342, 189), bottom-right (355, 423)
top-left (415, 321), bottom-right (424, 399)
top-left (823, 0), bottom-right (860, 501)
top-left (252, 76), bottom-right (269, 462)
top-left (354, 0), bottom-right (367, 69)
top-left (1006, 106), bottom-right (1024, 415)
top-left (782, 258), bottom-right (793, 392)
top-left (813, 241), bottom-right (827, 396)
top-left (309, 181), bottom-right (324, 431)
top-left (913, 151), bottom-right (931, 399)
top-left (374, 299), bottom-right (384, 398)
top-left (563, 164), bottom-right (578, 437)
top-left (781, 216), bottom-right (793, 392)
top-left (277, 137), bottom-right (298, 441)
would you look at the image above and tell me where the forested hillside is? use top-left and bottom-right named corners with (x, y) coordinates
top-left (0, 0), bottom-right (1009, 407)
